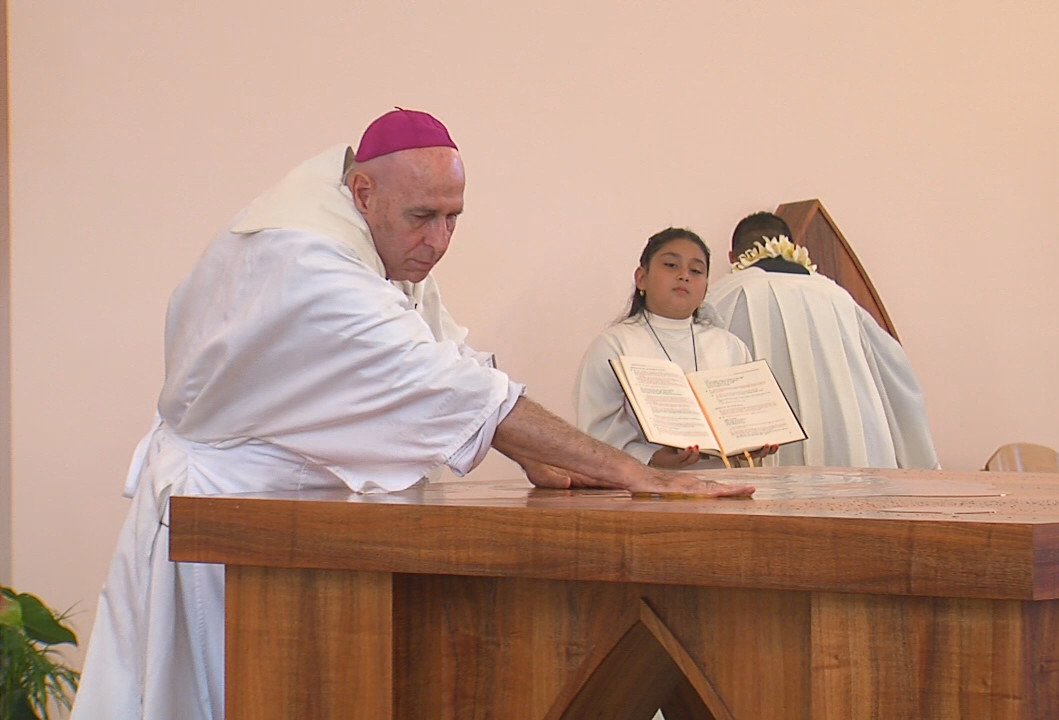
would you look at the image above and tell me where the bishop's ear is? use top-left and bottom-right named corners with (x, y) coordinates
top-left (348, 171), bottom-right (374, 214)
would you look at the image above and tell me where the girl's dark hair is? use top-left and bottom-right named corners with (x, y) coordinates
top-left (625, 227), bottom-right (711, 320)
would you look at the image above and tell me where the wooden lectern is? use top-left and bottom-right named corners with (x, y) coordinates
top-left (774, 199), bottom-right (900, 341)
top-left (169, 469), bottom-right (1059, 719)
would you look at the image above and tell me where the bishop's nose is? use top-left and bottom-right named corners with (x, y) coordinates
top-left (424, 217), bottom-right (451, 252)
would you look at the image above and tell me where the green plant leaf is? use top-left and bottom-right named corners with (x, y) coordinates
top-left (1, 589), bottom-right (81, 720)
top-left (0, 590), bottom-right (24, 629)
top-left (1, 687), bottom-right (44, 720)
top-left (11, 691), bottom-right (45, 720)
top-left (13, 593), bottom-right (77, 647)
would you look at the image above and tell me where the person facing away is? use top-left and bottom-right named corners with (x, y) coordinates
top-left (575, 227), bottom-right (778, 470)
top-left (704, 211), bottom-right (940, 469)
top-left (70, 111), bottom-right (754, 720)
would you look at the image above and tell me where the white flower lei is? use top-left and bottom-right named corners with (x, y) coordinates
top-left (731, 235), bottom-right (817, 273)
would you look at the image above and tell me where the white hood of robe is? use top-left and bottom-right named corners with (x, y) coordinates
top-left (230, 144), bottom-right (462, 345)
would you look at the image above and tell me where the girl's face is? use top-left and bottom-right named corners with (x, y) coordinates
top-left (634, 238), bottom-right (709, 320)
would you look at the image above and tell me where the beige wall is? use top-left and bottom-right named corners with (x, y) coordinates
top-left (7, 0), bottom-right (1058, 668)
top-left (1, 0), bottom-right (10, 585)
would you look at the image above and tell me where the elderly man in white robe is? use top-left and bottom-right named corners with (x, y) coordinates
top-left (705, 211), bottom-right (939, 470)
top-left (70, 110), bottom-right (755, 720)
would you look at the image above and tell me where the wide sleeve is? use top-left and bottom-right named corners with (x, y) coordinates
top-left (573, 330), bottom-right (658, 465)
top-left (726, 330), bottom-right (754, 365)
top-left (857, 309), bottom-right (941, 469)
top-left (160, 230), bottom-right (515, 491)
top-left (413, 274), bottom-right (499, 369)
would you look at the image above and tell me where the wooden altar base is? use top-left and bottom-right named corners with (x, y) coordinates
top-left (170, 468), bottom-right (1059, 719)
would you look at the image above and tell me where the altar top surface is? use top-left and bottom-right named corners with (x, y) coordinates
top-left (169, 468), bottom-right (1059, 600)
top-left (203, 467), bottom-right (1059, 522)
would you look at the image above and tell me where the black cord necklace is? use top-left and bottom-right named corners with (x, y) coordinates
top-left (642, 312), bottom-right (698, 371)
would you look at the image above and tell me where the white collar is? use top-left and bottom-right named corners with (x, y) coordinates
top-left (640, 310), bottom-right (695, 331)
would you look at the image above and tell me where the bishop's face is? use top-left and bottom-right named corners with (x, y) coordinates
top-left (350, 147), bottom-right (465, 283)
top-left (635, 238), bottom-right (709, 320)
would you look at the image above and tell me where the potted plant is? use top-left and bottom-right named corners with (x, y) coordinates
top-left (0, 586), bottom-right (79, 720)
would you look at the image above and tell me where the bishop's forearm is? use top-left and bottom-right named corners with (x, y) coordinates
top-left (491, 396), bottom-right (639, 488)
top-left (492, 397), bottom-right (756, 499)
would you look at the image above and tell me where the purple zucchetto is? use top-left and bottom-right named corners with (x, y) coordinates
top-left (353, 108), bottom-right (458, 163)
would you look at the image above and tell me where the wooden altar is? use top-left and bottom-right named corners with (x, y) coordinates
top-left (168, 468), bottom-right (1059, 719)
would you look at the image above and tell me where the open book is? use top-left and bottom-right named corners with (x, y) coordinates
top-left (609, 356), bottom-right (806, 463)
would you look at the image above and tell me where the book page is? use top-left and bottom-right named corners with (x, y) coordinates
top-left (686, 359), bottom-right (806, 455)
top-left (612, 356), bottom-right (721, 453)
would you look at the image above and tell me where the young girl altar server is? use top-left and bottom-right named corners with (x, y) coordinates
top-left (574, 227), bottom-right (776, 470)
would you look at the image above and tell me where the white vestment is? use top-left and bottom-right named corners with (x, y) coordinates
top-left (705, 266), bottom-right (939, 469)
top-left (71, 146), bottom-right (523, 720)
top-left (574, 311), bottom-right (752, 469)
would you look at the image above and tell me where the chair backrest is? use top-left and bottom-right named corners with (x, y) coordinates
top-left (983, 443), bottom-right (1059, 472)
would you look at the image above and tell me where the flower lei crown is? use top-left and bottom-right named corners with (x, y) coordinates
top-left (731, 235), bottom-right (817, 273)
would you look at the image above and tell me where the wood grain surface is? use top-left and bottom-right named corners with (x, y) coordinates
top-left (172, 469), bottom-right (1059, 600)
top-left (169, 469), bottom-right (1059, 719)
